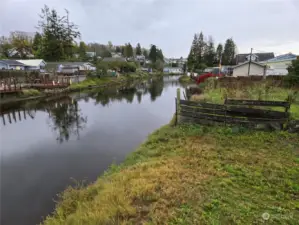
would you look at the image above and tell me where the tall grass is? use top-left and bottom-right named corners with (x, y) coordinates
top-left (191, 78), bottom-right (299, 119)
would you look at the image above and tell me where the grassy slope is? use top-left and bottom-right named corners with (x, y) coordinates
top-left (42, 124), bottom-right (299, 225)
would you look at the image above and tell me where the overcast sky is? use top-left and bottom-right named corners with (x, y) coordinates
top-left (1, 0), bottom-right (298, 58)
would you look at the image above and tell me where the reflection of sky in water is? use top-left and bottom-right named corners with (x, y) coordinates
top-left (0, 77), bottom-right (183, 225)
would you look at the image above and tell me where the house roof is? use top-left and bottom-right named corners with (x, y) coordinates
top-left (233, 61), bottom-right (266, 69)
top-left (262, 53), bottom-right (297, 63)
top-left (0, 59), bottom-right (25, 66)
top-left (16, 59), bottom-right (46, 67)
top-left (102, 57), bottom-right (127, 62)
top-left (235, 52), bottom-right (274, 64)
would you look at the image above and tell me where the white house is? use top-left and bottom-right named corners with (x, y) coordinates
top-left (163, 67), bottom-right (183, 74)
top-left (232, 61), bottom-right (266, 77)
top-left (16, 59), bottom-right (46, 72)
top-left (260, 53), bottom-right (298, 75)
top-left (0, 60), bottom-right (25, 70)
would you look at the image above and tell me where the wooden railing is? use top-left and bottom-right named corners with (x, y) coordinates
top-left (175, 88), bottom-right (291, 131)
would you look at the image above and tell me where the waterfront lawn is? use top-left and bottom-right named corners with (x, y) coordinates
top-left (191, 82), bottom-right (299, 120)
top-left (178, 75), bottom-right (192, 83)
top-left (69, 76), bottom-right (126, 91)
top-left (42, 124), bottom-right (299, 225)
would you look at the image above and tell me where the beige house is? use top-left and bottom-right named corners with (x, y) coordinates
top-left (260, 53), bottom-right (297, 75)
top-left (232, 62), bottom-right (266, 77)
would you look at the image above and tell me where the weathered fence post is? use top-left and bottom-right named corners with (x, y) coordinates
top-left (176, 88), bottom-right (181, 125)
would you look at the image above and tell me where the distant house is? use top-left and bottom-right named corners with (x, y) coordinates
top-left (235, 52), bottom-right (274, 65)
top-left (47, 62), bottom-right (95, 75)
top-left (260, 53), bottom-right (298, 75)
top-left (0, 60), bottom-right (25, 70)
top-left (165, 57), bottom-right (187, 68)
top-left (232, 61), bottom-right (266, 77)
top-left (136, 55), bottom-right (145, 62)
top-left (16, 59), bottom-right (46, 72)
top-left (163, 67), bottom-right (183, 74)
top-left (86, 52), bottom-right (96, 58)
top-left (112, 53), bottom-right (123, 58)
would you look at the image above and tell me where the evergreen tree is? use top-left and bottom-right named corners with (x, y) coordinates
top-left (156, 48), bottom-right (164, 62)
top-left (115, 46), bottom-right (121, 53)
top-left (195, 32), bottom-right (206, 67)
top-left (216, 43), bottom-right (223, 64)
top-left (37, 5), bottom-right (80, 61)
top-left (78, 41), bottom-right (87, 60)
top-left (142, 48), bottom-right (149, 59)
top-left (187, 34), bottom-right (198, 71)
top-left (32, 32), bottom-right (42, 53)
top-left (149, 45), bottom-right (157, 63)
top-left (136, 43), bottom-right (142, 55)
top-left (121, 46), bottom-right (125, 56)
top-left (124, 43), bottom-right (133, 58)
top-left (204, 36), bottom-right (216, 67)
top-left (222, 38), bottom-right (236, 65)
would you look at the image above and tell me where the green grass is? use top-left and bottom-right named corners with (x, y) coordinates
top-left (22, 89), bottom-right (41, 96)
top-left (42, 123), bottom-right (299, 225)
top-left (69, 76), bottom-right (127, 91)
top-left (191, 79), bottom-right (299, 119)
top-left (178, 75), bottom-right (192, 83)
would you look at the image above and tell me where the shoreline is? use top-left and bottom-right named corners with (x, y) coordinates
top-left (0, 74), bottom-right (164, 106)
top-left (42, 119), bottom-right (299, 224)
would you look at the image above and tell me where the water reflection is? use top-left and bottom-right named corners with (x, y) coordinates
top-left (47, 99), bottom-right (87, 143)
top-left (0, 77), bottom-right (180, 143)
top-left (0, 76), bottom-right (185, 225)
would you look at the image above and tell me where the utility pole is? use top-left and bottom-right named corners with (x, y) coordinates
top-left (219, 53), bottom-right (223, 76)
top-left (248, 48), bottom-right (253, 76)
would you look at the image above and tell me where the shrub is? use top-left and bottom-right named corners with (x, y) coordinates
top-left (284, 59), bottom-right (299, 85)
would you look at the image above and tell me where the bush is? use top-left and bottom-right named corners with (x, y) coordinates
top-left (22, 89), bottom-right (41, 96)
top-left (284, 59), bottom-right (299, 85)
top-left (97, 61), bottom-right (137, 73)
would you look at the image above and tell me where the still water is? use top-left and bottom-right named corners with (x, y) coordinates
top-left (0, 76), bottom-right (184, 225)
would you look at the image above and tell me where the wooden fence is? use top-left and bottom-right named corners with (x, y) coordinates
top-left (175, 88), bottom-right (291, 131)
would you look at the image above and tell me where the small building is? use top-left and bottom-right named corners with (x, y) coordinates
top-left (86, 52), bottom-right (96, 58)
top-left (16, 59), bottom-right (46, 72)
top-left (163, 67), bottom-right (183, 74)
top-left (48, 62), bottom-right (96, 75)
top-left (0, 60), bottom-right (25, 70)
top-left (260, 53), bottom-right (298, 75)
top-left (235, 52), bottom-right (275, 65)
top-left (232, 62), bottom-right (266, 77)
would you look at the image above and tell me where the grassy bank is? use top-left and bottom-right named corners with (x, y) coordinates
top-left (178, 75), bottom-right (192, 83)
top-left (0, 74), bottom-right (151, 105)
top-left (43, 123), bottom-right (299, 225)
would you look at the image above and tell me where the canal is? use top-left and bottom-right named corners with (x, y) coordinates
top-left (0, 76), bottom-right (185, 225)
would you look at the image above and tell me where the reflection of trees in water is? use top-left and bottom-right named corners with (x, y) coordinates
top-left (85, 78), bottom-right (166, 105)
top-left (148, 78), bottom-right (164, 101)
top-left (47, 98), bottom-right (87, 143)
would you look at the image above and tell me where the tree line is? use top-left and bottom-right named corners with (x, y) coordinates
top-left (0, 5), bottom-right (165, 66)
top-left (187, 31), bottom-right (237, 71)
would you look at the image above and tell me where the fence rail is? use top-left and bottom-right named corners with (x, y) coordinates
top-left (175, 88), bottom-right (291, 131)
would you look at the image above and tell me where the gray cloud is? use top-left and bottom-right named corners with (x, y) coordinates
top-left (1, 0), bottom-right (298, 57)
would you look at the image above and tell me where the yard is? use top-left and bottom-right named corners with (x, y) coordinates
top-left (191, 79), bottom-right (299, 120)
